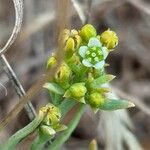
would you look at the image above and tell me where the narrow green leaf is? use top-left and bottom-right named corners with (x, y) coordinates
top-left (47, 104), bottom-right (85, 150)
top-left (43, 83), bottom-right (65, 95)
top-left (90, 74), bottom-right (115, 88)
top-left (99, 99), bottom-right (135, 111)
top-left (3, 116), bottom-right (43, 150)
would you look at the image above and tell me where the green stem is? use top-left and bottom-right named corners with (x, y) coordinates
top-left (58, 98), bottom-right (76, 117)
top-left (47, 104), bottom-right (85, 150)
top-left (30, 135), bottom-right (53, 150)
top-left (3, 116), bottom-right (43, 150)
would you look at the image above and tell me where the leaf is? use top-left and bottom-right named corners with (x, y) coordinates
top-left (3, 116), bottom-right (43, 150)
top-left (40, 125), bottom-right (56, 136)
top-left (43, 83), bottom-right (65, 95)
top-left (78, 97), bottom-right (86, 104)
top-left (99, 98), bottom-right (135, 111)
top-left (90, 74), bottom-right (115, 88)
top-left (54, 124), bottom-right (67, 132)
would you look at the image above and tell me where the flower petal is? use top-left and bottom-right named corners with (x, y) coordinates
top-left (94, 61), bottom-right (105, 69)
top-left (88, 37), bottom-right (101, 47)
top-left (79, 46), bottom-right (88, 58)
top-left (102, 47), bottom-right (108, 59)
top-left (82, 59), bottom-right (93, 67)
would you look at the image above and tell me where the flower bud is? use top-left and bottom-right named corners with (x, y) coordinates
top-left (100, 29), bottom-right (118, 50)
top-left (55, 63), bottom-right (72, 86)
top-left (88, 92), bottom-right (105, 108)
top-left (60, 29), bottom-right (81, 59)
top-left (64, 83), bottom-right (87, 100)
top-left (69, 83), bottom-right (87, 98)
top-left (64, 37), bottom-right (75, 58)
top-left (80, 24), bottom-right (97, 42)
top-left (46, 55), bottom-right (57, 69)
top-left (39, 125), bottom-right (56, 138)
top-left (39, 103), bottom-right (61, 126)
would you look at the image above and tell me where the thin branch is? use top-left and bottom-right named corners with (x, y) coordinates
top-left (0, 0), bottom-right (23, 54)
top-left (71, 0), bottom-right (86, 24)
top-left (0, 0), bottom-right (36, 121)
top-left (0, 54), bottom-right (36, 120)
top-left (85, 0), bottom-right (93, 23)
top-left (127, 0), bottom-right (150, 16)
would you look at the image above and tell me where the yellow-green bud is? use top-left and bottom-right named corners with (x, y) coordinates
top-left (60, 29), bottom-right (82, 58)
top-left (46, 55), bottom-right (57, 69)
top-left (64, 83), bottom-right (87, 100)
top-left (55, 63), bottom-right (72, 85)
top-left (39, 103), bottom-right (61, 126)
top-left (88, 92), bottom-right (105, 108)
top-left (64, 37), bottom-right (75, 58)
top-left (80, 24), bottom-right (97, 42)
top-left (39, 125), bottom-right (56, 137)
top-left (100, 29), bottom-right (118, 50)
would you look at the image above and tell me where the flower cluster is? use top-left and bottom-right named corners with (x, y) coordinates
top-left (45, 24), bottom-right (134, 112)
top-left (39, 103), bottom-right (67, 138)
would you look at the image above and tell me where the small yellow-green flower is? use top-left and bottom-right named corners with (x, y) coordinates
top-left (39, 104), bottom-right (67, 137)
top-left (100, 29), bottom-right (118, 49)
top-left (79, 37), bottom-right (108, 69)
top-left (39, 103), bottom-right (61, 126)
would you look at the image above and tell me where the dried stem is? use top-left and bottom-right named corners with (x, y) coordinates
top-left (0, 0), bottom-right (36, 121)
top-left (0, 54), bottom-right (36, 120)
top-left (0, 0), bottom-right (23, 54)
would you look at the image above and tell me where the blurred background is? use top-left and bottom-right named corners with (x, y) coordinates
top-left (0, 0), bottom-right (150, 149)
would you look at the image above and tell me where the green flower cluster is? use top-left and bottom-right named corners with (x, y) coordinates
top-left (45, 24), bottom-right (134, 112)
top-left (39, 104), bottom-right (67, 138)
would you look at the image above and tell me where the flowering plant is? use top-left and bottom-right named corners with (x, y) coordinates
top-left (3, 24), bottom-right (134, 150)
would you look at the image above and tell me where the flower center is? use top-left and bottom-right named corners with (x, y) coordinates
top-left (85, 47), bottom-right (103, 64)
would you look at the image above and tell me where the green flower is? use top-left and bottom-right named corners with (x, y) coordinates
top-left (79, 37), bottom-right (108, 69)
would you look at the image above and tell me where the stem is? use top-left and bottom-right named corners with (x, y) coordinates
top-left (3, 116), bottom-right (43, 150)
top-left (47, 104), bottom-right (85, 150)
top-left (58, 98), bottom-right (76, 117)
top-left (30, 134), bottom-right (53, 150)
top-left (0, 54), bottom-right (36, 120)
